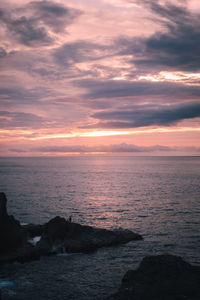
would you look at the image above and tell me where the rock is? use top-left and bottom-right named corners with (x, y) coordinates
top-left (0, 193), bottom-right (142, 263)
top-left (0, 243), bottom-right (41, 264)
top-left (43, 216), bottom-right (70, 241)
top-left (37, 216), bottom-right (142, 254)
top-left (64, 227), bottom-right (142, 253)
top-left (36, 238), bottom-right (52, 255)
top-left (0, 193), bottom-right (25, 253)
top-left (108, 254), bottom-right (200, 300)
top-left (0, 192), bottom-right (7, 218)
top-left (35, 216), bottom-right (71, 254)
top-left (22, 223), bottom-right (44, 238)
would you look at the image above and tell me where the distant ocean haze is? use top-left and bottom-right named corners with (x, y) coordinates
top-left (0, 156), bottom-right (200, 264)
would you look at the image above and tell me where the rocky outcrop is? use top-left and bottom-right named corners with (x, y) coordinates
top-left (35, 216), bottom-right (142, 254)
top-left (22, 223), bottom-right (44, 238)
top-left (0, 192), bottom-right (25, 254)
top-left (108, 254), bottom-right (200, 300)
top-left (0, 194), bottom-right (142, 264)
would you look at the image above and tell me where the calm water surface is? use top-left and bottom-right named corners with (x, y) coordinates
top-left (0, 156), bottom-right (200, 299)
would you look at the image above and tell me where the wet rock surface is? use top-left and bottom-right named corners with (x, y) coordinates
top-left (108, 254), bottom-right (200, 300)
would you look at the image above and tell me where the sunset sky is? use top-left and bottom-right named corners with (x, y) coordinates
top-left (0, 0), bottom-right (200, 156)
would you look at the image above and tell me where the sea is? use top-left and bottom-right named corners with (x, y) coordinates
top-left (0, 156), bottom-right (200, 299)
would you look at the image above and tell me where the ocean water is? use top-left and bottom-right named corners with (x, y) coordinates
top-left (0, 156), bottom-right (200, 299)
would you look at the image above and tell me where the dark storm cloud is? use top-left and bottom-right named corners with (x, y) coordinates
top-left (82, 102), bottom-right (200, 129)
top-left (0, 111), bottom-right (44, 129)
top-left (0, 1), bottom-right (81, 46)
top-left (75, 79), bottom-right (200, 99)
top-left (125, 1), bottom-right (200, 71)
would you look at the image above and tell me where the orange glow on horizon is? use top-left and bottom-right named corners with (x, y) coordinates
top-left (1, 127), bottom-right (200, 141)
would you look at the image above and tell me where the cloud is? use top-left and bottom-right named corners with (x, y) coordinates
top-left (0, 87), bottom-right (33, 105)
top-left (10, 143), bottom-right (200, 154)
top-left (9, 17), bottom-right (52, 46)
top-left (0, 47), bottom-right (7, 58)
top-left (16, 143), bottom-right (199, 154)
top-left (0, 111), bottom-right (44, 129)
top-left (138, 0), bottom-right (188, 22)
top-left (0, 0), bottom-right (199, 158)
top-left (31, 143), bottom-right (172, 153)
top-left (53, 40), bottom-right (110, 67)
top-left (74, 78), bottom-right (200, 100)
top-left (0, 7), bottom-right (51, 46)
top-left (0, 1), bottom-right (82, 47)
top-left (30, 1), bottom-right (82, 32)
top-left (125, 1), bottom-right (200, 71)
top-left (9, 148), bottom-right (27, 153)
top-left (82, 102), bottom-right (200, 129)
top-left (0, 85), bottom-right (62, 107)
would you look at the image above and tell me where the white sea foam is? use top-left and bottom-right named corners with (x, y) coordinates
top-left (28, 236), bottom-right (41, 246)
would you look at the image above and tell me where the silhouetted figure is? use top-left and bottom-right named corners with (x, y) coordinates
top-left (68, 216), bottom-right (72, 223)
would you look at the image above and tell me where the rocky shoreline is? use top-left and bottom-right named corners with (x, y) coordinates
top-left (0, 192), bottom-right (142, 264)
top-left (1, 192), bottom-right (200, 299)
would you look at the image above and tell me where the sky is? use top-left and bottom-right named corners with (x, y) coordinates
top-left (0, 0), bottom-right (200, 156)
